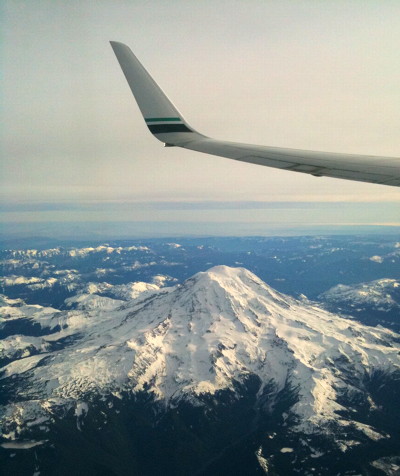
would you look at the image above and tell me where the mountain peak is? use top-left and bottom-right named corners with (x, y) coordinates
top-left (191, 265), bottom-right (263, 284)
top-left (181, 265), bottom-right (291, 317)
top-left (194, 265), bottom-right (252, 279)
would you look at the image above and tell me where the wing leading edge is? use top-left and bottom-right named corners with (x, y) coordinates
top-left (110, 41), bottom-right (400, 187)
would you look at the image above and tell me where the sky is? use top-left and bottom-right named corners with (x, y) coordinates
top-left (1, 0), bottom-right (400, 237)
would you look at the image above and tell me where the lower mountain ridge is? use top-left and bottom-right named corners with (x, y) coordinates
top-left (319, 278), bottom-right (400, 332)
top-left (1, 266), bottom-right (399, 475)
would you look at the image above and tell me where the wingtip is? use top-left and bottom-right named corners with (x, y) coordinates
top-left (110, 40), bottom-right (127, 49)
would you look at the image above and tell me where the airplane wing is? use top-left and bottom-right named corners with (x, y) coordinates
top-left (110, 41), bottom-right (400, 187)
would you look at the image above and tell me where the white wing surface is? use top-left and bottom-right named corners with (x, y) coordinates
top-left (110, 41), bottom-right (400, 187)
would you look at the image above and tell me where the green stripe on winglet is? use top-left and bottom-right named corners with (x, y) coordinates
top-left (145, 117), bottom-right (181, 122)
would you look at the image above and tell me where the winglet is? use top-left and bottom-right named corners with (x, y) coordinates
top-left (110, 41), bottom-right (199, 144)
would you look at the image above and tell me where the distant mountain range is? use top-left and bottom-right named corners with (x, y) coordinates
top-left (320, 278), bottom-right (400, 332)
top-left (1, 266), bottom-right (399, 475)
top-left (1, 235), bottom-right (399, 330)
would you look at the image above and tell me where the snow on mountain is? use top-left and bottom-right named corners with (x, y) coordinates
top-left (0, 335), bottom-right (50, 365)
top-left (1, 297), bottom-right (60, 329)
top-left (0, 295), bottom-right (24, 307)
top-left (0, 294), bottom-right (115, 337)
top-left (166, 242), bottom-right (183, 249)
top-left (152, 274), bottom-right (177, 287)
top-left (67, 244), bottom-right (150, 257)
top-left (320, 278), bottom-right (400, 311)
top-left (1, 244), bottom-right (152, 266)
top-left (82, 282), bottom-right (114, 295)
top-left (0, 272), bottom-right (171, 305)
top-left (80, 275), bottom-right (175, 301)
top-left (1, 273), bottom-right (80, 292)
top-left (366, 246), bottom-right (400, 264)
top-left (64, 293), bottom-right (124, 311)
top-left (1, 266), bottom-right (399, 449)
top-left (1, 276), bottom-right (44, 286)
top-left (5, 248), bottom-right (62, 259)
top-left (109, 281), bottom-right (159, 300)
top-left (370, 255), bottom-right (384, 263)
top-left (67, 244), bottom-right (151, 257)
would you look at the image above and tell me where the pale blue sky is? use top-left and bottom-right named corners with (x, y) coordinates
top-left (1, 0), bottom-right (399, 233)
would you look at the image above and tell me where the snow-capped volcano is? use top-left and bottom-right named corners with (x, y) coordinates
top-left (1, 266), bottom-right (399, 450)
